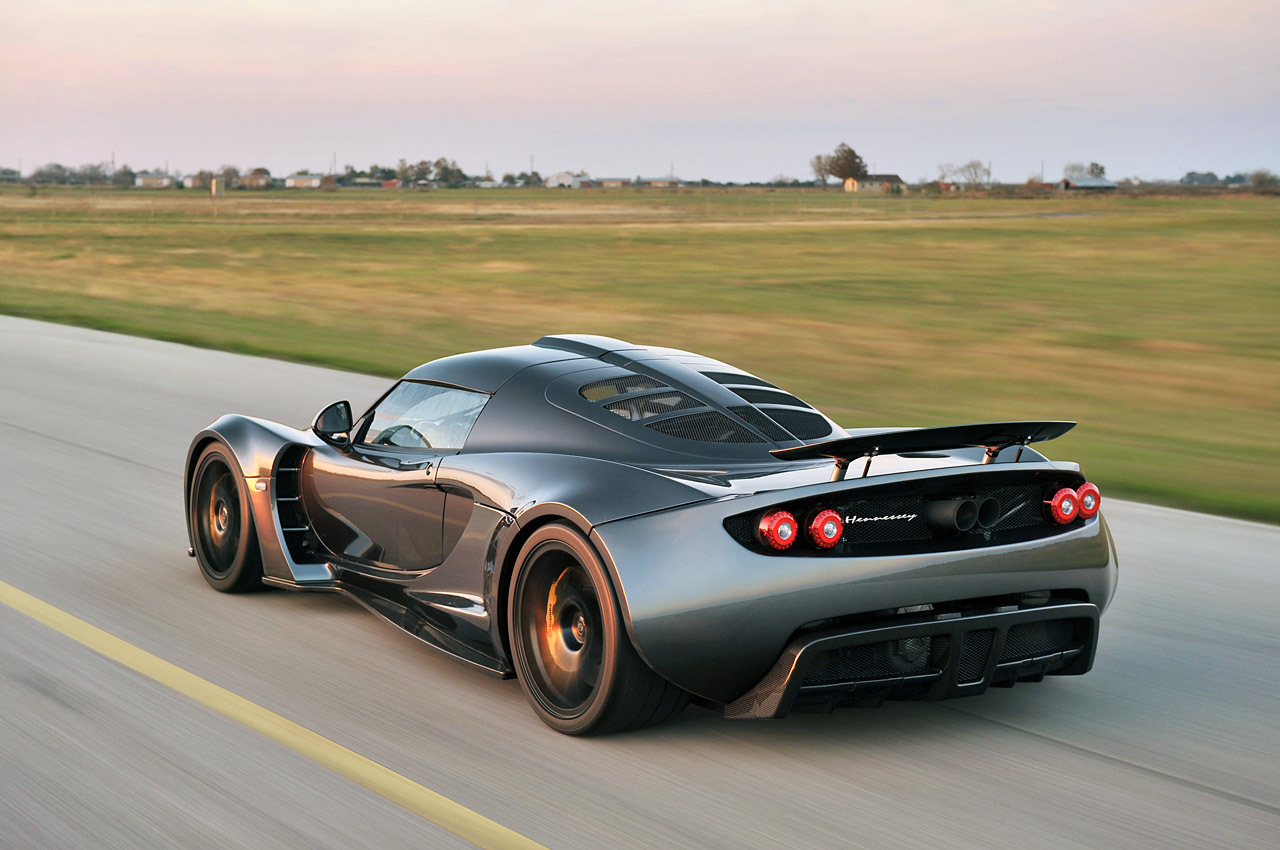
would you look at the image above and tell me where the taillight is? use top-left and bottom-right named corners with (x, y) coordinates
top-left (1046, 488), bottom-right (1079, 524)
top-left (1077, 482), bottom-right (1100, 519)
top-left (757, 510), bottom-right (798, 550)
top-left (807, 509), bottom-right (843, 549)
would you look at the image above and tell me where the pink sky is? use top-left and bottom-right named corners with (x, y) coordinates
top-left (3, 0), bottom-right (1276, 182)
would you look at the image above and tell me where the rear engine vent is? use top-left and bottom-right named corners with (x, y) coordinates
top-left (729, 386), bottom-right (813, 409)
top-left (579, 374), bottom-right (666, 402)
top-left (728, 405), bottom-right (794, 441)
top-left (604, 391), bottom-right (702, 421)
top-left (763, 408), bottom-right (832, 441)
top-left (701, 370), bottom-right (777, 388)
top-left (647, 411), bottom-right (764, 444)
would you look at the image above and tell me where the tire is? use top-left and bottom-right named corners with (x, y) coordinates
top-left (189, 443), bottom-right (263, 593)
top-left (508, 524), bottom-right (688, 735)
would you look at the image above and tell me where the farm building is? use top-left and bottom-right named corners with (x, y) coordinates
top-left (285, 173), bottom-right (323, 189)
top-left (135, 173), bottom-right (172, 189)
top-left (182, 175), bottom-right (207, 189)
top-left (597, 177), bottom-right (632, 188)
top-left (545, 171), bottom-right (576, 188)
top-left (844, 174), bottom-right (905, 193)
top-left (638, 177), bottom-right (682, 188)
top-left (1057, 176), bottom-right (1117, 191)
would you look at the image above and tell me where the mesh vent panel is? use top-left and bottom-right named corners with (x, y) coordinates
top-left (764, 408), bottom-right (832, 441)
top-left (604, 391), bottom-right (702, 421)
top-left (579, 374), bottom-right (665, 402)
top-left (803, 637), bottom-right (939, 686)
top-left (999, 619), bottom-right (1082, 662)
top-left (959, 630), bottom-right (994, 683)
top-left (985, 484), bottom-right (1045, 531)
top-left (701, 371), bottom-right (776, 388)
top-left (728, 405), bottom-right (794, 441)
top-left (647, 411), bottom-right (764, 444)
top-left (731, 387), bottom-right (813, 409)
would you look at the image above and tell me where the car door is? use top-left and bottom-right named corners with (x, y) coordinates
top-left (300, 381), bottom-right (489, 571)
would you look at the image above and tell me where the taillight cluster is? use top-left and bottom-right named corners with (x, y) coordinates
top-left (756, 508), bottom-right (844, 551)
top-left (1046, 482), bottom-right (1101, 525)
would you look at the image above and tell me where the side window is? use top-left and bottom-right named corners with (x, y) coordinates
top-left (358, 382), bottom-right (489, 450)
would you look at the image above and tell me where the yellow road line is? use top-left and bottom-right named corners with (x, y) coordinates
top-left (0, 579), bottom-right (549, 850)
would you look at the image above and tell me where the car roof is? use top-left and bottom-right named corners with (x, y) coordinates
top-left (403, 335), bottom-right (844, 463)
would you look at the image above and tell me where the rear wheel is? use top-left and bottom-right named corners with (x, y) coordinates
top-left (190, 443), bottom-right (263, 592)
top-left (508, 524), bottom-right (687, 735)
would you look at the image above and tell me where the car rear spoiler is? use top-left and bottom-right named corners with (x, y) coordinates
top-left (771, 421), bottom-right (1076, 481)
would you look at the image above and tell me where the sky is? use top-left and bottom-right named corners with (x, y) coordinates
top-left (2, 0), bottom-right (1277, 183)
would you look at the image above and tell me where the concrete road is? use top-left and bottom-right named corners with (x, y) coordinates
top-left (1, 315), bottom-right (1277, 849)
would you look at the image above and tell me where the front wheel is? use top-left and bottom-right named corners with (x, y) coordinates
top-left (189, 443), bottom-right (263, 592)
top-left (508, 524), bottom-right (687, 735)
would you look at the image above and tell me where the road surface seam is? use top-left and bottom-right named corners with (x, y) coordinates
top-left (0, 578), bottom-right (550, 850)
top-left (941, 704), bottom-right (1280, 818)
top-left (0, 419), bottom-right (176, 478)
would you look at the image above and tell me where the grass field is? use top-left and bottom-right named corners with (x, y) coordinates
top-left (2, 186), bottom-right (1277, 522)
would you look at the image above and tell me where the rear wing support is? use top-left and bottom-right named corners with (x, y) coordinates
top-left (771, 421), bottom-right (1077, 482)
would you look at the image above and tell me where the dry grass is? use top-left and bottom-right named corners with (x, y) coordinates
top-left (2, 186), bottom-right (1277, 521)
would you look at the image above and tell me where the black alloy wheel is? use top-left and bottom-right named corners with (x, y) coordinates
top-left (508, 524), bottom-right (687, 735)
top-left (190, 443), bottom-right (263, 592)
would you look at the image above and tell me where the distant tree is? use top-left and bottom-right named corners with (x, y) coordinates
top-left (1222, 173), bottom-right (1247, 185)
top-left (1088, 162), bottom-right (1106, 178)
top-left (955, 160), bottom-right (991, 187)
top-left (31, 163), bottom-right (70, 184)
top-left (527, 170), bottom-right (542, 186)
top-left (810, 154), bottom-right (830, 186)
top-left (502, 172), bottom-right (517, 185)
top-left (111, 165), bottom-right (136, 188)
top-left (1062, 163), bottom-right (1086, 180)
top-left (432, 158), bottom-right (467, 187)
top-left (1250, 169), bottom-right (1279, 188)
top-left (74, 163), bottom-right (109, 184)
top-left (936, 163), bottom-right (955, 181)
top-left (1180, 171), bottom-right (1219, 186)
top-left (396, 158), bottom-right (412, 182)
top-left (218, 164), bottom-right (240, 187)
top-left (827, 143), bottom-right (867, 182)
top-left (250, 167), bottom-right (271, 177)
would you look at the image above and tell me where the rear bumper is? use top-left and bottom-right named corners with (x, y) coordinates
top-left (725, 601), bottom-right (1098, 719)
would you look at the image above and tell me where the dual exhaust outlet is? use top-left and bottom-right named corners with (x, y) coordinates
top-left (924, 496), bottom-right (1001, 535)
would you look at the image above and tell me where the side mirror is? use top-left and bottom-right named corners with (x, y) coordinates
top-left (313, 400), bottom-right (353, 446)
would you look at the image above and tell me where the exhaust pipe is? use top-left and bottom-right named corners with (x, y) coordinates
top-left (924, 498), bottom-right (979, 534)
top-left (975, 496), bottom-right (1001, 529)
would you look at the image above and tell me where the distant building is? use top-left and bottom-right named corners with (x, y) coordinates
top-left (545, 171), bottom-right (576, 188)
top-left (285, 173), bottom-right (323, 189)
top-left (638, 176), bottom-right (681, 188)
top-left (844, 174), bottom-right (905, 193)
top-left (135, 173), bottom-right (172, 189)
top-left (381, 179), bottom-right (402, 189)
top-left (597, 177), bottom-right (632, 189)
top-left (1057, 176), bottom-right (1117, 191)
top-left (182, 175), bottom-right (207, 190)
top-left (241, 172), bottom-right (271, 190)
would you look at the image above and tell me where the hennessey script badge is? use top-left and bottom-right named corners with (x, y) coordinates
top-left (846, 513), bottom-right (918, 523)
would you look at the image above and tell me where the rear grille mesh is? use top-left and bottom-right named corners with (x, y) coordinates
top-left (1000, 619), bottom-right (1082, 662)
top-left (803, 636), bottom-right (948, 686)
top-left (762, 408), bottom-right (832, 441)
top-left (728, 405), bottom-right (794, 441)
top-left (959, 630), bottom-right (994, 683)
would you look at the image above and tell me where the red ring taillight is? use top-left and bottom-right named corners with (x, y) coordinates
top-left (1077, 482), bottom-right (1100, 519)
top-left (1047, 488), bottom-right (1079, 524)
top-left (807, 509), bottom-right (844, 549)
top-left (757, 510), bottom-right (798, 550)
